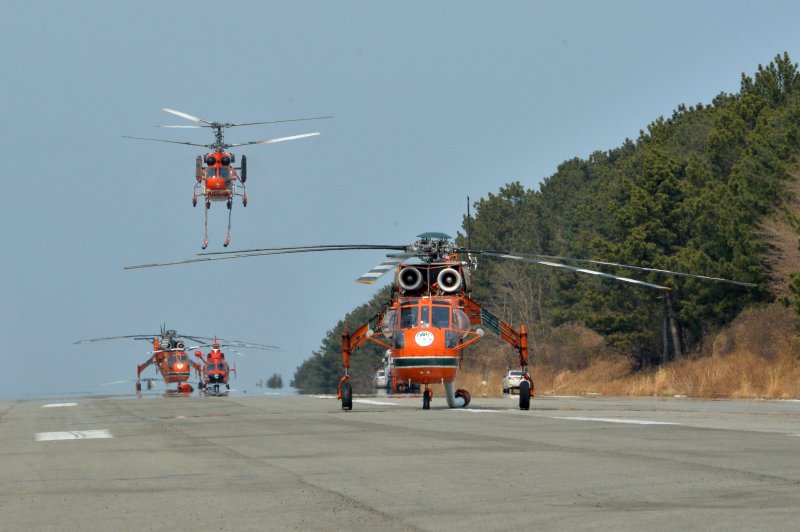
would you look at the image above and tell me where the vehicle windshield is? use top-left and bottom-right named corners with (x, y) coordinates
top-left (220, 167), bottom-right (231, 178)
top-left (205, 166), bottom-right (218, 177)
top-left (431, 306), bottom-right (450, 328)
top-left (508, 370), bottom-right (523, 376)
top-left (400, 306), bottom-right (418, 328)
top-left (208, 363), bottom-right (217, 371)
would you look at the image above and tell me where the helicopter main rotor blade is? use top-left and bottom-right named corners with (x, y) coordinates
top-left (357, 253), bottom-right (417, 284)
top-left (230, 115), bottom-right (334, 127)
top-left (157, 125), bottom-right (205, 129)
top-left (73, 334), bottom-right (156, 344)
top-left (471, 249), bottom-right (757, 288)
top-left (122, 135), bottom-right (211, 149)
top-left (532, 254), bottom-right (757, 287)
top-left (163, 107), bottom-right (214, 125)
top-left (125, 245), bottom-right (407, 270)
top-left (479, 251), bottom-right (671, 291)
top-left (228, 132), bottom-right (320, 147)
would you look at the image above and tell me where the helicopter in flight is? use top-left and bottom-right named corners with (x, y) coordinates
top-left (124, 108), bottom-right (331, 249)
top-left (125, 233), bottom-right (755, 410)
top-left (75, 325), bottom-right (211, 393)
top-left (193, 338), bottom-right (279, 395)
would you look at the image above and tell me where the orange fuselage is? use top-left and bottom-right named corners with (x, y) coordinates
top-left (155, 350), bottom-right (192, 384)
top-left (385, 296), bottom-right (475, 386)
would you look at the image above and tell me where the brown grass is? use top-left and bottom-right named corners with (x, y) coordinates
top-left (456, 304), bottom-right (800, 399)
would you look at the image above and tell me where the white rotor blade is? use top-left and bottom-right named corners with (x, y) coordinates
top-left (481, 252), bottom-right (671, 291)
top-left (163, 107), bottom-right (213, 125)
top-left (357, 253), bottom-right (416, 284)
top-left (157, 125), bottom-right (205, 129)
top-left (122, 135), bottom-right (210, 148)
top-left (229, 132), bottom-right (320, 147)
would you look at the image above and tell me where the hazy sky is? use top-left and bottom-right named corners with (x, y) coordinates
top-left (3, 0), bottom-right (800, 399)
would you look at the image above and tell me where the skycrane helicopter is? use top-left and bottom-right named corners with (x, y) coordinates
top-left (124, 233), bottom-right (756, 410)
top-left (74, 325), bottom-right (208, 393)
top-left (124, 108), bottom-right (330, 249)
top-left (193, 338), bottom-right (279, 395)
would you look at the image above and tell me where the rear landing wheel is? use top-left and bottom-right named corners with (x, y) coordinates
top-left (422, 389), bottom-right (432, 409)
top-left (341, 381), bottom-right (353, 411)
top-left (519, 380), bottom-right (531, 410)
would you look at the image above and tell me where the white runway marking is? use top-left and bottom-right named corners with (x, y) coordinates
top-left (42, 403), bottom-right (77, 408)
top-left (354, 399), bottom-right (398, 406)
top-left (35, 429), bottom-right (112, 441)
top-left (551, 416), bottom-right (679, 426)
top-left (456, 408), bottom-right (503, 413)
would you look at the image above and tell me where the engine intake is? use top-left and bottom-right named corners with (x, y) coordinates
top-left (437, 267), bottom-right (462, 293)
top-left (398, 267), bottom-right (423, 291)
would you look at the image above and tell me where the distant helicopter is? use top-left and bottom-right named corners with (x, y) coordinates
top-left (75, 325), bottom-right (212, 393)
top-left (125, 233), bottom-right (755, 410)
top-left (124, 108), bottom-right (331, 249)
top-left (193, 338), bottom-right (279, 395)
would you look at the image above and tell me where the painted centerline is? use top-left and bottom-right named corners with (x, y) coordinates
top-left (35, 430), bottom-right (112, 441)
top-left (354, 399), bottom-right (398, 406)
top-left (42, 403), bottom-right (77, 408)
top-left (551, 416), bottom-right (679, 426)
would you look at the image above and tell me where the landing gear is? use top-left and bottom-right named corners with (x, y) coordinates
top-left (192, 196), bottom-right (197, 207)
top-left (341, 380), bottom-right (353, 411)
top-left (422, 388), bottom-right (432, 410)
top-left (455, 389), bottom-right (471, 407)
top-left (519, 380), bottom-right (531, 410)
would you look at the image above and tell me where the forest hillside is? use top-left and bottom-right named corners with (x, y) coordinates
top-left (293, 53), bottom-right (800, 398)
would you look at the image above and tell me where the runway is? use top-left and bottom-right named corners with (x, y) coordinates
top-left (2, 393), bottom-right (800, 530)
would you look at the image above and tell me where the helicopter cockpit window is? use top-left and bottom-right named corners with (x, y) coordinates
top-left (420, 306), bottom-right (430, 327)
top-left (208, 363), bottom-right (217, 371)
top-left (220, 167), bottom-right (231, 179)
top-left (400, 306), bottom-right (418, 329)
top-left (205, 166), bottom-right (217, 177)
top-left (432, 306), bottom-right (450, 328)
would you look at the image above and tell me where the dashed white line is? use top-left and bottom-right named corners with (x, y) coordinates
top-left (42, 403), bottom-right (77, 408)
top-left (35, 429), bottom-right (113, 441)
top-left (551, 416), bottom-right (679, 426)
top-left (354, 399), bottom-right (398, 406)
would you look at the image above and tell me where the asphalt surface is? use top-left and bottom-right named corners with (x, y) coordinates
top-left (2, 393), bottom-right (800, 531)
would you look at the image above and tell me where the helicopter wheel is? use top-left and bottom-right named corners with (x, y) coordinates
top-left (341, 380), bottom-right (353, 411)
top-left (422, 389), bottom-right (432, 410)
top-left (206, 200), bottom-right (211, 209)
top-left (519, 380), bottom-right (531, 410)
top-left (192, 198), bottom-right (197, 207)
top-left (226, 200), bottom-right (232, 210)
top-left (242, 197), bottom-right (247, 207)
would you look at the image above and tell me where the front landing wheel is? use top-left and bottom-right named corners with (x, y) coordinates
top-left (341, 380), bottom-right (353, 411)
top-left (422, 389), bottom-right (432, 410)
top-left (519, 380), bottom-right (531, 410)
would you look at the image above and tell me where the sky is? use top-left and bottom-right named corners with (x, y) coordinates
top-left (2, 0), bottom-right (800, 399)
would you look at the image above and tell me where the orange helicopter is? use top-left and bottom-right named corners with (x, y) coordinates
top-left (125, 233), bottom-right (756, 409)
top-left (193, 338), bottom-right (279, 394)
top-left (124, 108), bottom-right (331, 249)
top-left (74, 326), bottom-right (220, 393)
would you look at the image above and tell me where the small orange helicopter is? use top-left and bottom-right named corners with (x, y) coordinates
top-left (125, 233), bottom-right (755, 409)
top-left (193, 338), bottom-right (279, 394)
top-left (75, 326), bottom-right (217, 393)
top-left (124, 108), bottom-right (331, 249)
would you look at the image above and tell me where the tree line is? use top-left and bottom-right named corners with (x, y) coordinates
top-left (293, 53), bottom-right (800, 392)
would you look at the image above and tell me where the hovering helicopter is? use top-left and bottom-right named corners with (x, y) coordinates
top-left (74, 325), bottom-right (216, 393)
top-left (125, 233), bottom-right (756, 410)
top-left (194, 338), bottom-right (279, 395)
top-left (124, 108), bottom-right (331, 249)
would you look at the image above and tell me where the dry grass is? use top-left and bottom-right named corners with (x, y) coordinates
top-left (456, 304), bottom-right (800, 399)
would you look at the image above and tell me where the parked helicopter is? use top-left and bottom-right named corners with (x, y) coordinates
top-left (75, 326), bottom-right (211, 393)
top-left (194, 338), bottom-right (279, 395)
top-left (124, 108), bottom-right (331, 249)
top-left (124, 233), bottom-right (756, 410)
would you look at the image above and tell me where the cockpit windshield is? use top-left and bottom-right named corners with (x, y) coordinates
top-left (220, 167), bottom-right (231, 179)
top-left (205, 166), bottom-right (218, 178)
top-left (400, 306), bottom-right (418, 329)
